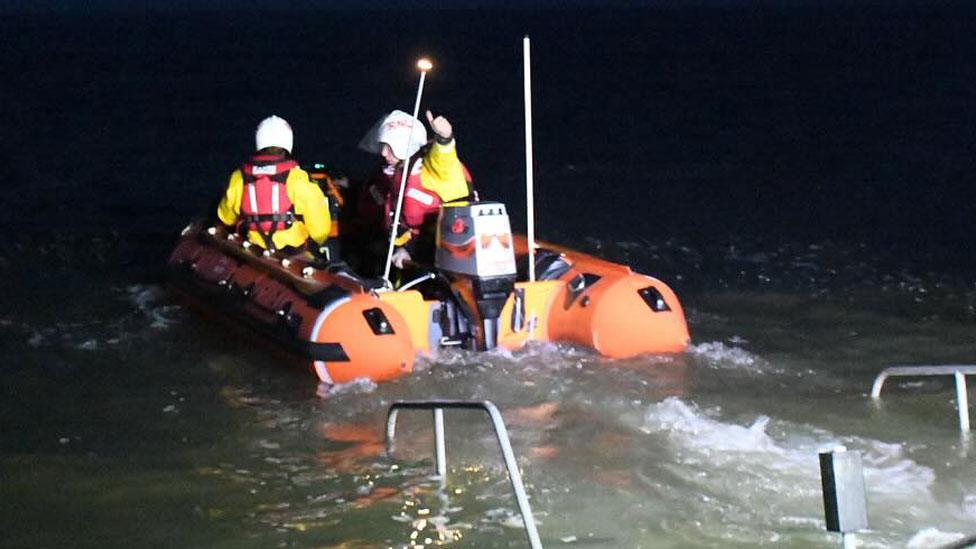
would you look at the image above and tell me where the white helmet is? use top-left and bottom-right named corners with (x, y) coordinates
top-left (255, 115), bottom-right (294, 153)
top-left (358, 110), bottom-right (428, 161)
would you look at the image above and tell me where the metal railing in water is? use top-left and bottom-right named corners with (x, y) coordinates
top-left (870, 365), bottom-right (976, 432)
top-left (385, 400), bottom-right (543, 549)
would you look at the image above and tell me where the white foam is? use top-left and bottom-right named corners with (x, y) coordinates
top-left (126, 284), bottom-right (180, 328)
top-left (906, 527), bottom-right (965, 548)
top-left (860, 441), bottom-right (936, 496)
top-left (689, 341), bottom-right (764, 370)
top-left (642, 397), bottom-right (937, 510)
top-left (964, 494), bottom-right (976, 518)
top-left (499, 341), bottom-right (587, 366)
top-left (77, 339), bottom-right (98, 351)
top-left (127, 284), bottom-right (166, 311)
top-left (315, 377), bottom-right (377, 399)
top-left (642, 397), bottom-right (783, 455)
top-left (485, 345), bottom-right (516, 360)
top-left (424, 341), bottom-right (582, 375)
top-left (616, 240), bottom-right (645, 250)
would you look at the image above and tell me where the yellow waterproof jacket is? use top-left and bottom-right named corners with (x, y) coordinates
top-left (387, 139), bottom-right (471, 247)
top-left (217, 166), bottom-right (331, 250)
top-left (419, 139), bottom-right (469, 202)
top-left (358, 139), bottom-right (472, 247)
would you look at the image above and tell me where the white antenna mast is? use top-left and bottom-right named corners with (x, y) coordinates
top-left (382, 58), bottom-right (433, 287)
top-left (523, 36), bottom-right (536, 281)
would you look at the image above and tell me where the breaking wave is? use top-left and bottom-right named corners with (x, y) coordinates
top-left (641, 397), bottom-right (948, 546)
top-left (688, 341), bottom-right (767, 371)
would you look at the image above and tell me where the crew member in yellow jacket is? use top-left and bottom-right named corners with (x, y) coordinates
top-left (217, 115), bottom-right (331, 256)
top-left (357, 109), bottom-right (473, 267)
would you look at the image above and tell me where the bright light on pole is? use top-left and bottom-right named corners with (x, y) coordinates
top-left (382, 57), bottom-right (435, 286)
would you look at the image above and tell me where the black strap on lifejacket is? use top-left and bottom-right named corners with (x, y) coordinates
top-left (241, 162), bottom-right (303, 253)
top-left (241, 212), bottom-right (306, 251)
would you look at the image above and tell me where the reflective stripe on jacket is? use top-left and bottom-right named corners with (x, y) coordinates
top-left (374, 139), bottom-right (472, 232)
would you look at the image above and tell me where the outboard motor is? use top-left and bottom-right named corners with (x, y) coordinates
top-left (436, 201), bottom-right (517, 350)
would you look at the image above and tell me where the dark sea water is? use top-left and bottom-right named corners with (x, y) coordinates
top-left (2, 6), bottom-right (976, 548)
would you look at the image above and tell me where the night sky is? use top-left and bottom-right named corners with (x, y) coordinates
top-left (0, 0), bottom-right (951, 12)
top-left (2, 1), bottom-right (973, 271)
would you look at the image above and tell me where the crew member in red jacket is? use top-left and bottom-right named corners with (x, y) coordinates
top-left (358, 109), bottom-right (473, 267)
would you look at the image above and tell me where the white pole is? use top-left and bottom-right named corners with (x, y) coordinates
top-left (955, 371), bottom-right (970, 432)
top-left (842, 532), bottom-right (857, 549)
top-left (523, 36), bottom-right (536, 282)
top-left (382, 58), bottom-right (432, 286)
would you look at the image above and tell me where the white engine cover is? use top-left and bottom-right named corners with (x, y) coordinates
top-left (435, 202), bottom-right (517, 278)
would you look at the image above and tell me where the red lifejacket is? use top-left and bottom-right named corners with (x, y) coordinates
top-left (239, 154), bottom-right (301, 249)
top-left (381, 159), bottom-right (473, 231)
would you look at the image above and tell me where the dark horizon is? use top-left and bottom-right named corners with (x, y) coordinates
top-left (0, 0), bottom-right (966, 14)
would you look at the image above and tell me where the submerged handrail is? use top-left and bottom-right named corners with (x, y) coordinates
top-left (385, 400), bottom-right (543, 549)
top-left (870, 365), bottom-right (976, 432)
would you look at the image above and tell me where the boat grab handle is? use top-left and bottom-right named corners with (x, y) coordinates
top-left (397, 272), bottom-right (437, 292)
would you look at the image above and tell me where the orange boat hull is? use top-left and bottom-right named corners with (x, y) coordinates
top-left (168, 225), bottom-right (689, 384)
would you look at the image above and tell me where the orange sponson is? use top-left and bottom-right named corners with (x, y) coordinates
top-left (168, 224), bottom-right (414, 384)
top-left (546, 272), bottom-right (689, 357)
top-left (308, 293), bottom-right (414, 384)
top-left (377, 290), bottom-right (434, 354)
top-left (512, 235), bottom-right (690, 356)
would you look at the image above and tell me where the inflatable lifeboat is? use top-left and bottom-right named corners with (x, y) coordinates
top-left (168, 201), bottom-right (690, 384)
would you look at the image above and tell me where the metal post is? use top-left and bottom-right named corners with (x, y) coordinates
top-left (433, 408), bottom-right (447, 479)
top-left (385, 408), bottom-right (400, 454)
top-left (820, 447), bottom-right (867, 546)
top-left (955, 371), bottom-right (970, 432)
